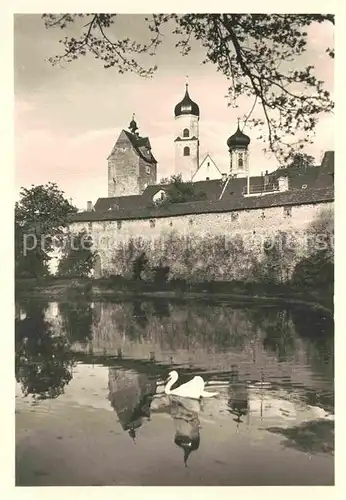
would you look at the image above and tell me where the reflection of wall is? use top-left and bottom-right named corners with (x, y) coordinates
top-left (68, 301), bottom-right (333, 393)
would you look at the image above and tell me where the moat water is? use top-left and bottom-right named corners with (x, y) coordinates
top-left (15, 297), bottom-right (334, 486)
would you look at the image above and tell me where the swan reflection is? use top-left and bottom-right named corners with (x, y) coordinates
top-left (150, 391), bottom-right (202, 467)
top-left (170, 396), bottom-right (201, 467)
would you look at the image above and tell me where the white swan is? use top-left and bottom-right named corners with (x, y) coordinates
top-left (164, 370), bottom-right (218, 399)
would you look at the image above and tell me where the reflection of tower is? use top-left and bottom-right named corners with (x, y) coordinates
top-left (227, 366), bottom-right (249, 430)
top-left (108, 367), bottom-right (156, 440)
top-left (227, 119), bottom-right (250, 179)
top-left (174, 83), bottom-right (200, 181)
top-left (170, 396), bottom-right (201, 466)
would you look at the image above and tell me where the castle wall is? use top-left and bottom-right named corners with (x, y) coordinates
top-left (70, 200), bottom-right (333, 284)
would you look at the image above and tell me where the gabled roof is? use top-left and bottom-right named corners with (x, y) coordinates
top-left (192, 154), bottom-right (222, 178)
top-left (108, 129), bottom-right (157, 165)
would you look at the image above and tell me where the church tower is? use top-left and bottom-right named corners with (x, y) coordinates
top-left (174, 84), bottom-right (200, 181)
top-left (107, 115), bottom-right (157, 197)
top-left (227, 121), bottom-right (251, 178)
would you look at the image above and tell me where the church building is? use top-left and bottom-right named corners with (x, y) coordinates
top-left (88, 83), bottom-right (333, 213)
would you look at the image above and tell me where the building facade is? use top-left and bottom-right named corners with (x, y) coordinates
top-left (107, 116), bottom-right (157, 197)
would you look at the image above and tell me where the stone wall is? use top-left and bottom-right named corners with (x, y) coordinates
top-left (70, 201), bottom-right (333, 284)
top-left (108, 145), bottom-right (140, 197)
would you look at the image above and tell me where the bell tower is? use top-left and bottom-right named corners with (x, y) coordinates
top-left (227, 119), bottom-right (251, 178)
top-left (174, 83), bottom-right (200, 181)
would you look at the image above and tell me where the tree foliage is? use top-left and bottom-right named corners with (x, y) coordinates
top-left (15, 182), bottom-right (77, 278)
top-left (42, 13), bottom-right (334, 161)
top-left (160, 174), bottom-right (206, 204)
top-left (292, 208), bottom-right (334, 288)
top-left (286, 152), bottom-right (315, 168)
top-left (57, 230), bottom-right (95, 278)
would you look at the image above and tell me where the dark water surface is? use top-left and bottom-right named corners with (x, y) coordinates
top-left (15, 298), bottom-right (334, 486)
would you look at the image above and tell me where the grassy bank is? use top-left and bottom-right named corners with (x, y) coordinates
top-left (15, 276), bottom-right (334, 314)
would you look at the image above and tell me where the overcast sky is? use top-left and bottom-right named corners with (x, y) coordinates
top-left (14, 14), bottom-right (334, 209)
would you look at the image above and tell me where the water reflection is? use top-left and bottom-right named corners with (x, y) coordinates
top-left (15, 298), bottom-right (334, 414)
top-left (227, 366), bottom-right (249, 427)
top-left (59, 301), bottom-right (94, 345)
top-left (170, 396), bottom-right (201, 467)
top-left (15, 301), bottom-right (73, 400)
top-left (108, 367), bottom-right (157, 441)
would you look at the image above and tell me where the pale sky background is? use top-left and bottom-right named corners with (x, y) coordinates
top-left (14, 14), bottom-right (334, 210)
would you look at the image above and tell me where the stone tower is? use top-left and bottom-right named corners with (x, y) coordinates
top-left (227, 121), bottom-right (251, 178)
top-left (174, 84), bottom-right (200, 181)
top-left (107, 116), bottom-right (157, 197)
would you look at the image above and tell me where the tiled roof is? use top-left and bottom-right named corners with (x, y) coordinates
top-left (94, 195), bottom-right (149, 212)
top-left (108, 129), bottom-right (157, 165)
top-left (270, 151), bottom-right (334, 191)
top-left (71, 186), bottom-right (334, 223)
top-left (142, 179), bottom-right (225, 202)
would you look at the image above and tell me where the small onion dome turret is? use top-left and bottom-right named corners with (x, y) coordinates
top-left (129, 114), bottom-right (138, 134)
top-left (174, 84), bottom-right (200, 117)
top-left (227, 124), bottom-right (250, 150)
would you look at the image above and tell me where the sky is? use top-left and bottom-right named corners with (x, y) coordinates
top-left (14, 14), bottom-right (334, 210)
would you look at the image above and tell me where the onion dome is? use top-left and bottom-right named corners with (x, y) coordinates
top-left (129, 114), bottom-right (138, 134)
top-left (227, 123), bottom-right (250, 149)
top-left (174, 83), bottom-right (200, 117)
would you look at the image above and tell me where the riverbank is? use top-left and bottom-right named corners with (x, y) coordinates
top-left (15, 277), bottom-right (334, 314)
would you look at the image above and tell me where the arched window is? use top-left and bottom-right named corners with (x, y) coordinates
top-left (238, 153), bottom-right (244, 168)
top-left (183, 146), bottom-right (190, 156)
top-left (183, 128), bottom-right (189, 138)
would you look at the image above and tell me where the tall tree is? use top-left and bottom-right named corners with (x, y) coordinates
top-left (57, 230), bottom-right (95, 278)
top-left (15, 182), bottom-right (77, 278)
top-left (42, 14), bottom-right (334, 162)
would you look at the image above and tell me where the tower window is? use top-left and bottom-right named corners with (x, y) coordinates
top-left (183, 146), bottom-right (190, 156)
top-left (238, 153), bottom-right (244, 168)
top-left (183, 128), bottom-right (189, 138)
top-left (146, 166), bottom-right (151, 174)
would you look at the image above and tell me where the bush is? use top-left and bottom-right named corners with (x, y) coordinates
top-left (153, 265), bottom-right (170, 284)
top-left (292, 250), bottom-right (334, 288)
